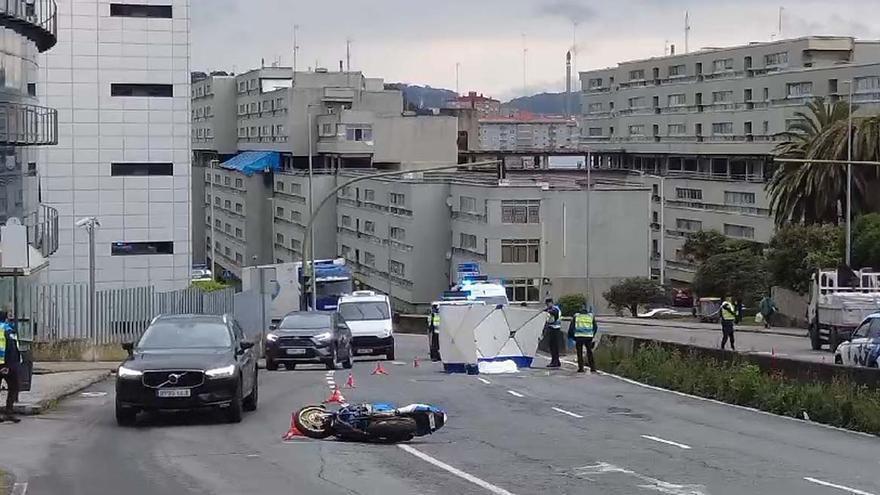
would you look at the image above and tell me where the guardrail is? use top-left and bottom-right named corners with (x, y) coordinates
top-left (21, 204), bottom-right (58, 257)
top-left (0, 101), bottom-right (57, 146)
top-left (0, 0), bottom-right (57, 52)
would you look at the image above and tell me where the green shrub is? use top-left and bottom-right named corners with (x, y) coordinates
top-left (191, 280), bottom-right (230, 293)
top-left (557, 294), bottom-right (587, 317)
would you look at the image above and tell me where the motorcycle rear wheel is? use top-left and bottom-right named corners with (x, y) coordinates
top-left (365, 417), bottom-right (417, 442)
top-left (294, 405), bottom-right (334, 439)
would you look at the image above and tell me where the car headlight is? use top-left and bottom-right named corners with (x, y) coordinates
top-left (117, 366), bottom-right (142, 378)
top-left (313, 332), bottom-right (333, 342)
top-left (205, 365), bottom-right (236, 379)
top-left (266, 333), bottom-right (279, 342)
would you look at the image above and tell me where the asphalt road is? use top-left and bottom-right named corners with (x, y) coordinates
top-left (0, 335), bottom-right (877, 495)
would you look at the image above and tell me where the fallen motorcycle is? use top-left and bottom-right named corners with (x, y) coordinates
top-left (293, 402), bottom-right (447, 442)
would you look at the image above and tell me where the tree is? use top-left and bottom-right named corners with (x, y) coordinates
top-left (693, 250), bottom-right (768, 306)
top-left (557, 294), bottom-right (587, 317)
top-left (603, 278), bottom-right (666, 317)
top-left (682, 230), bottom-right (763, 264)
top-left (766, 224), bottom-right (842, 294)
top-left (852, 213), bottom-right (880, 269)
top-left (770, 98), bottom-right (880, 225)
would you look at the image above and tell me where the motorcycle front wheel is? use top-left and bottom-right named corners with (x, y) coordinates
top-left (365, 417), bottom-right (417, 442)
top-left (294, 405), bottom-right (334, 439)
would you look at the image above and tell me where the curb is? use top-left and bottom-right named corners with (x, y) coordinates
top-left (13, 370), bottom-right (112, 415)
top-left (603, 318), bottom-right (807, 338)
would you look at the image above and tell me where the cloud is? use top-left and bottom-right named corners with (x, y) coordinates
top-left (537, 0), bottom-right (596, 24)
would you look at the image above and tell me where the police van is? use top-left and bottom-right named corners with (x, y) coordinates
top-left (337, 291), bottom-right (395, 360)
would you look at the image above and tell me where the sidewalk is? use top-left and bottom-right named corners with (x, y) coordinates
top-left (1, 362), bottom-right (117, 415)
top-left (601, 316), bottom-right (807, 338)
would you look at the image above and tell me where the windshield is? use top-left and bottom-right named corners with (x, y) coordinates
top-left (317, 280), bottom-right (353, 298)
top-left (137, 319), bottom-right (231, 349)
top-left (476, 296), bottom-right (509, 306)
top-left (280, 313), bottom-right (332, 330)
top-left (339, 301), bottom-right (390, 321)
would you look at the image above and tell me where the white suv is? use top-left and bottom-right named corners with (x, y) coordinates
top-left (337, 291), bottom-right (395, 360)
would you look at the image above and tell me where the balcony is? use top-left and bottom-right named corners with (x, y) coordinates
top-left (24, 204), bottom-right (58, 258)
top-left (0, 102), bottom-right (57, 146)
top-left (316, 137), bottom-right (374, 155)
top-left (0, 0), bottom-right (57, 52)
top-left (323, 87), bottom-right (355, 103)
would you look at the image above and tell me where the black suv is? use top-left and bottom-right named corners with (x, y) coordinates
top-left (115, 314), bottom-right (258, 426)
top-left (265, 311), bottom-right (353, 371)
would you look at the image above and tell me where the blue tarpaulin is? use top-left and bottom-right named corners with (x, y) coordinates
top-left (220, 151), bottom-right (280, 176)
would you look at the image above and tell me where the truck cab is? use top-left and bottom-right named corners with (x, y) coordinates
top-left (337, 291), bottom-right (395, 361)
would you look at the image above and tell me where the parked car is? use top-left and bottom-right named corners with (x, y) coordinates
top-left (672, 289), bottom-right (693, 308)
top-left (834, 313), bottom-right (880, 367)
top-left (337, 291), bottom-right (395, 360)
top-left (115, 314), bottom-right (258, 426)
top-left (265, 311), bottom-right (353, 371)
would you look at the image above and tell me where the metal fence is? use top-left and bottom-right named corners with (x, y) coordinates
top-left (21, 284), bottom-right (235, 344)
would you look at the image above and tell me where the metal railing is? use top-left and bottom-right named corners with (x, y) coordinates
top-left (21, 204), bottom-right (58, 257)
top-left (0, 101), bottom-right (57, 146)
top-left (0, 0), bottom-right (57, 51)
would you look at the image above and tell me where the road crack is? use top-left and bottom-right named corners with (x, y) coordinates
top-left (317, 443), bottom-right (362, 495)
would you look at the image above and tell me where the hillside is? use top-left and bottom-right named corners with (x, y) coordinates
top-left (384, 83), bottom-right (457, 110)
top-left (504, 92), bottom-right (580, 115)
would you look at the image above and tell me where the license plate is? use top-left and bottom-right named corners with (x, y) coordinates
top-left (428, 413), bottom-right (436, 430)
top-left (286, 348), bottom-right (306, 355)
top-left (157, 388), bottom-right (191, 398)
top-left (356, 348), bottom-right (373, 354)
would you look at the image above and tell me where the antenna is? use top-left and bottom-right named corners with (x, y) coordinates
top-left (455, 62), bottom-right (460, 95)
top-left (521, 33), bottom-right (528, 96)
top-left (777, 6), bottom-right (784, 39)
top-left (571, 21), bottom-right (578, 86)
top-left (293, 24), bottom-right (300, 84)
top-left (684, 11), bottom-right (691, 53)
top-left (346, 38), bottom-right (352, 71)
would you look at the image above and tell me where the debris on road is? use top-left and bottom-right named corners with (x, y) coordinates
top-left (371, 362), bottom-right (390, 375)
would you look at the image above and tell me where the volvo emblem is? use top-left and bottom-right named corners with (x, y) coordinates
top-left (167, 373), bottom-right (181, 385)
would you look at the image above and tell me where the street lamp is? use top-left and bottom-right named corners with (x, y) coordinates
top-left (75, 216), bottom-right (99, 340)
top-left (209, 159), bottom-right (219, 280)
top-left (305, 103), bottom-right (322, 309)
top-left (843, 80), bottom-right (854, 267)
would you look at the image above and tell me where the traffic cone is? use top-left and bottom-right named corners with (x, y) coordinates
top-left (282, 412), bottom-right (305, 440)
top-left (413, 356), bottom-right (420, 368)
top-left (344, 372), bottom-right (356, 389)
top-left (323, 386), bottom-right (346, 404)
top-left (371, 362), bottom-right (390, 375)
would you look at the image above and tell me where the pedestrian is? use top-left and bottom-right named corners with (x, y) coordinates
top-left (758, 294), bottom-right (778, 329)
top-left (544, 297), bottom-right (562, 368)
top-left (568, 303), bottom-right (598, 373)
top-left (0, 311), bottom-right (21, 423)
top-left (428, 303), bottom-right (441, 362)
top-left (714, 297), bottom-right (738, 351)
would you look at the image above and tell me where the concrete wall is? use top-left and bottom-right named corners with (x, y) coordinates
top-left (372, 115), bottom-right (458, 166)
top-left (192, 76), bottom-right (237, 154)
top-left (272, 172), bottom-right (337, 263)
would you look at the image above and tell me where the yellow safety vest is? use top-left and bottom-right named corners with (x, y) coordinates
top-left (0, 329), bottom-right (17, 366)
top-left (573, 313), bottom-right (595, 338)
top-left (721, 303), bottom-right (737, 322)
top-left (431, 314), bottom-right (440, 332)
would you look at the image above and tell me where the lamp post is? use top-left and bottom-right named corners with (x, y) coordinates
top-left (76, 217), bottom-right (100, 342)
top-left (306, 103), bottom-right (321, 309)
top-left (845, 80), bottom-right (854, 267)
top-left (209, 159), bottom-right (219, 280)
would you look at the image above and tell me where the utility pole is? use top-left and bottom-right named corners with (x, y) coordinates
top-left (346, 38), bottom-right (351, 71)
top-left (209, 159), bottom-right (218, 280)
top-left (777, 7), bottom-right (784, 38)
top-left (685, 11), bottom-right (691, 53)
top-left (455, 62), bottom-right (460, 95)
top-left (846, 80), bottom-right (854, 267)
top-left (307, 104), bottom-right (318, 309)
top-left (585, 151), bottom-right (592, 307)
top-left (293, 25), bottom-right (299, 81)
top-left (521, 33), bottom-right (528, 96)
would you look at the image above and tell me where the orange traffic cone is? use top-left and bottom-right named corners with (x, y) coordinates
top-left (282, 412), bottom-right (305, 440)
top-left (323, 386), bottom-right (346, 404)
top-left (413, 356), bottom-right (420, 368)
top-left (344, 372), bottom-right (356, 389)
top-left (371, 361), bottom-right (390, 375)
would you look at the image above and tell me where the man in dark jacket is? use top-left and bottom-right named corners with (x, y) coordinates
top-left (0, 311), bottom-right (21, 423)
top-left (544, 298), bottom-right (562, 368)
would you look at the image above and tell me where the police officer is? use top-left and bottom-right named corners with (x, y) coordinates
top-left (0, 311), bottom-right (21, 423)
top-left (568, 304), bottom-right (598, 373)
top-left (718, 297), bottom-right (737, 351)
top-left (428, 303), bottom-right (441, 362)
top-left (544, 297), bottom-right (562, 368)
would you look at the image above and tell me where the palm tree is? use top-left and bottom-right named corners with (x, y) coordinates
top-left (768, 97), bottom-right (880, 225)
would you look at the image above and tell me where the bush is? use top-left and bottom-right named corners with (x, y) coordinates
top-left (603, 277), bottom-right (666, 316)
top-left (766, 224), bottom-right (842, 294)
top-left (853, 213), bottom-right (880, 270)
top-left (557, 294), bottom-right (587, 317)
top-left (191, 280), bottom-right (230, 293)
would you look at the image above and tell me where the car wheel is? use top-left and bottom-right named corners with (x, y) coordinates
top-left (325, 346), bottom-right (339, 371)
top-left (115, 400), bottom-right (137, 427)
top-left (243, 367), bottom-right (258, 412)
top-left (266, 359), bottom-right (278, 371)
top-left (226, 378), bottom-right (244, 423)
top-left (386, 348), bottom-right (395, 361)
top-left (829, 328), bottom-right (841, 353)
top-left (342, 346), bottom-right (353, 369)
top-left (834, 354), bottom-right (843, 365)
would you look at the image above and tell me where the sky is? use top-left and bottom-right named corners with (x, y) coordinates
top-left (192, 0), bottom-right (880, 101)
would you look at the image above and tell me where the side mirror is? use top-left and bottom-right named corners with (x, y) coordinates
top-left (240, 341), bottom-right (255, 351)
top-left (268, 324), bottom-right (277, 331)
top-left (121, 342), bottom-right (134, 356)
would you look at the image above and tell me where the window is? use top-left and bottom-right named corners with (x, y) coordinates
top-left (27, 83), bottom-right (36, 96)
top-left (341, 245), bottom-right (352, 258)
top-left (111, 241), bottom-right (174, 256)
top-left (224, 199), bottom-right (231, 209)
top-left (261, 125), bottom-right (270, 137)
top-left (501, 239), bottom-right (540, 264)
top-left (724, 224), bottom-right (755, 239)
top-left (249, 102), bottom-right (257, 113)
top-left (712, 91), bottom-right (733, 103)
top-left (501, 200), bottom-right (540, 224)
top-left (276, 124), bottom-right (285, 136)
top-left (235, 228), bottom-right (242, 238)
top-left (363, 252), bottom-right (376, 267)
top-left (275, 181), bottom-right (284, 192)
top-left (111, 83), bottom-right (173, 97)
top-left (587, 102), bottom-right (603, 113)
top-left (855, 76), bottom-right (880, 92)
top-left (276, 206), bottom-right (285, 217)
top-left (321, 123), bottom-right (333, 135)
top-left (214, 219), bottom-right (221, 228)
top-left (629, 69), bottom-right (645, 80)
top-left (628, 124), bottom-right (645, 136)
top-left (110, 3), bottom-right (172, 17)
top-left (214, 197), bottom-right (220, 206)
top-left (588, 127), bottom-right (603, 137)
top-left (224, 223), bottom-right (231, 234)
top-left (238, 81), bottom-right (247, 93)
top-left (763, 87), bottom-right (770, 101)
top-left (667, 123), bottom-right (686, 135)
top-left (712, 58), bottom-right (734, 72)
top-left (345, 125), bottom-right (372, 141)
top-left (238, 127), bottom-right (247, 138)
top-left (764, 52), bottom-right (788, 67)
top-left (249, 126), bottom-right (257, 137)
top-left (668, 64), bottom-right (686, 77)
top-left (762, 121), bottom-right (769, 134)
top-left (460, 233), bottom-right (477, 250)
top-left (390, 192), bottom-right (405, 206)
top-left (262, 101), bottom-right (272, 112)
top-left (110, 162), bottom-right (173, 176)
top-left (341, 215), bottom-right (352, 227)
top-left (667, 94), bottom-right (686, 106)
top-left (276, 233), bottom-right (284, 244)
top-left (291, 239), bottom-right (302, 250)
top-left (676, 218), bottom-right (703, 232)
top-left (628, 96), bottom-right (646, 108)
top-left (724, 191), bottom-right (756, 205)
top-left (364, 221), bottom-right (375, 234)
top-left (389, 260), bottom-right (405, 277)
top-left (235, 178), bottom-right (243, 188)
top-left (460, 196), bottom-right (477, 212)
top-left (224, 176), bottom-right (231, 186)
top-left (235, 203), bottom-right (243, 213)
top-left (235, 253), bottom-right (243, 264)
top-left (504, 279), bottom-right (539, 303)
top-left (712, 122), bottom-right (733, 135)
top-left (676, 188), bottom-right (703, 200)
top-left (291, 210), bottom-right (302, 222)
top-left (224, 247), bottom-right (231, 257)
top-left (290, 183), bottom-right (302, 194)
top-left (364, 189), bottom-right (375, 202)
top-left (786, 82), bottom-right (813, 97)
top-left (785, 118), bottom-right (805, 131)
top-left (388, 226), bottom-right (406, 241)
top-left (588, 77), bottom-right (603, 88)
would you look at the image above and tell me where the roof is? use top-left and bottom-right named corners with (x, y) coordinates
top-left (479, 110), bottom-right (576, 124)
top-left (339, 292), bottom-right (389, 304)
top-left (220, 151), bottom-right (280, 176)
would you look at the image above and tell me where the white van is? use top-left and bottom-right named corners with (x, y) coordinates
top-left (337, 291), bottom-right (395, 360)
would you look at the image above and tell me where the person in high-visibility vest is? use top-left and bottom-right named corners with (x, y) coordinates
top-left (544, 298), bottom-right (563, 368)
top-left (0, 311), bottom-right (21, 423)
top-left (568, 305), bottom-right (598, 373)
top-left (428, 304), bottom-right (441, 362)
top-left (717, 297), bottom-right (738, 351)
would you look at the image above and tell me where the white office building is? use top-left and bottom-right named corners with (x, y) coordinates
top-left (40, 0), bottom-right (192, 290)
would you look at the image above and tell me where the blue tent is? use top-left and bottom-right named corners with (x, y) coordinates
top-left (220, 151), bottom-right (280, 176)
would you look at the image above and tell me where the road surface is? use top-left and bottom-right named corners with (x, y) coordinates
top-left (0, 335), bottom-right (876, 495)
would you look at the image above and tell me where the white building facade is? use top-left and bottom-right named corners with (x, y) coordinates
top-left (40, 0), bottom-right (192, 290)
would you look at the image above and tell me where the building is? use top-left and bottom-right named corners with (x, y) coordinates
top-left (0, 0), bottom-right (60, 310)
top-left (40, 0), bottom-right (192, 290)
top-left (478, 112), bottom-right (579, 152)
top-left (579, 36), bottom-right (880, 283)
top-left (444, 91), bottom-right (501, 116)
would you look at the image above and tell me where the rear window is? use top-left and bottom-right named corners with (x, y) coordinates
top-left (280, 313), bottom-right (332, 330)
top-left (137, 319), bottom-right (231, 349)
top-left (339, 301), bottom-right (390, 321)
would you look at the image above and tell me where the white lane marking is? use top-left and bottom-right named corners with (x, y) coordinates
top-left (507, 390), bottom-right (524, 398)
top-left (641, 435), bottom-right (692, 450)
top-left (328, 385), bottom-right (336, 390)
top-left (390, 360), bottom-right (406, 366)
top-left (804, 477), bottom-right (876, 495)
top-left (477, 377), bottom-right (491, 385)
top-left (574, 462), bottom-right (707, 495)
top-left (12, 482), bottom-right (28, 495)
top-left (552, 407), bottom-right (583, 419)
top-left (398, 444), bottom-right (517, 495)
top-left (80, 391), bottom-right (108, 398)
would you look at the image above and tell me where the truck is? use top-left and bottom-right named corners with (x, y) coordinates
top-left (242, 259), bottom-right (354, 325)
top-left (808, 267), bottom-right (880, 351)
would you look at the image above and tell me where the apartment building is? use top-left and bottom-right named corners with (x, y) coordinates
top-left (0, 0), bottom-right (60, 310)
top-left (272, 172), bottom-right (337, 263)
top-left (444, 91), bottom-right (501, 116)
top-left (40, 0), bottom-right (192, 290)
top-left (478, 113), bottom-right (579, 152)
top-left (579, 36), bottom-right (880, 283)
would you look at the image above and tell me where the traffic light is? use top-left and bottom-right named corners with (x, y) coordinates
top-left (300, 269), bottom-right (312, 310)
